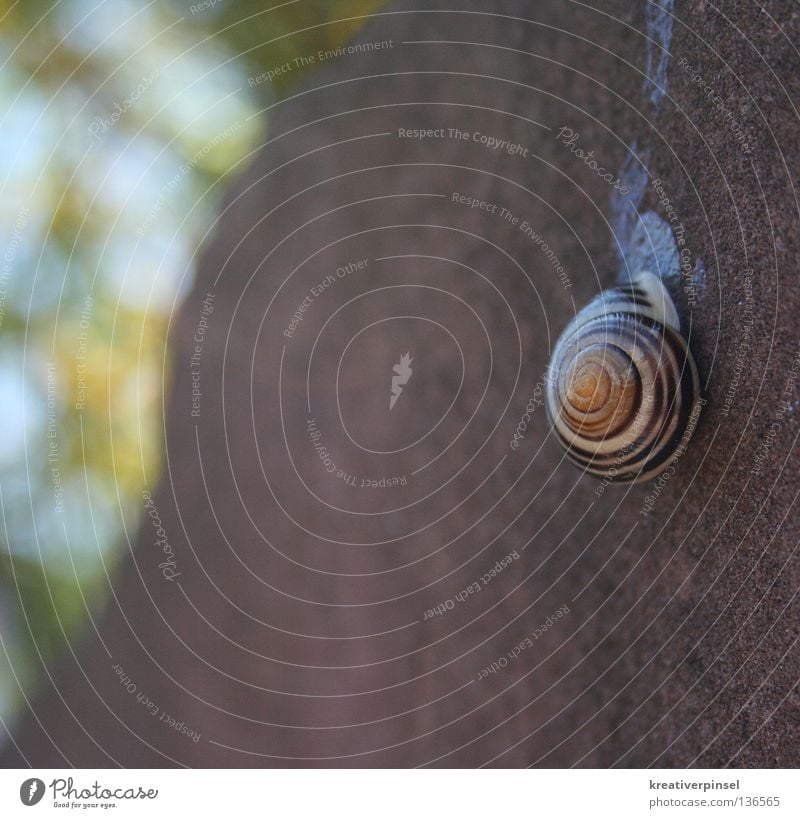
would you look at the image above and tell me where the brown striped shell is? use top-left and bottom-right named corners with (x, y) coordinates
top-left (545, 273), bottom-right (701, 483)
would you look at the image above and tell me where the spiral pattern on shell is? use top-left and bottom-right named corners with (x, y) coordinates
top-left (546, 273), bottom-right (701, 483)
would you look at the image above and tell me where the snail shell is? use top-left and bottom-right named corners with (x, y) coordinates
top-left (545, 273), bottom-right (701, 483)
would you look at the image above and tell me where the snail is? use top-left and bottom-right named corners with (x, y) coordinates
top-left (545, 272), bottom-right (701, 483)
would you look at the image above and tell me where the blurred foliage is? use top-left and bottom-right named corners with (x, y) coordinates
top-left (194, 0), bottom-right (391, 95)
top-left (0, 0), bottom-right (387, 730)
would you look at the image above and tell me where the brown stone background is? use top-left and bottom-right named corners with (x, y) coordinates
top-left (2, 0), bottom-right (798, 767)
